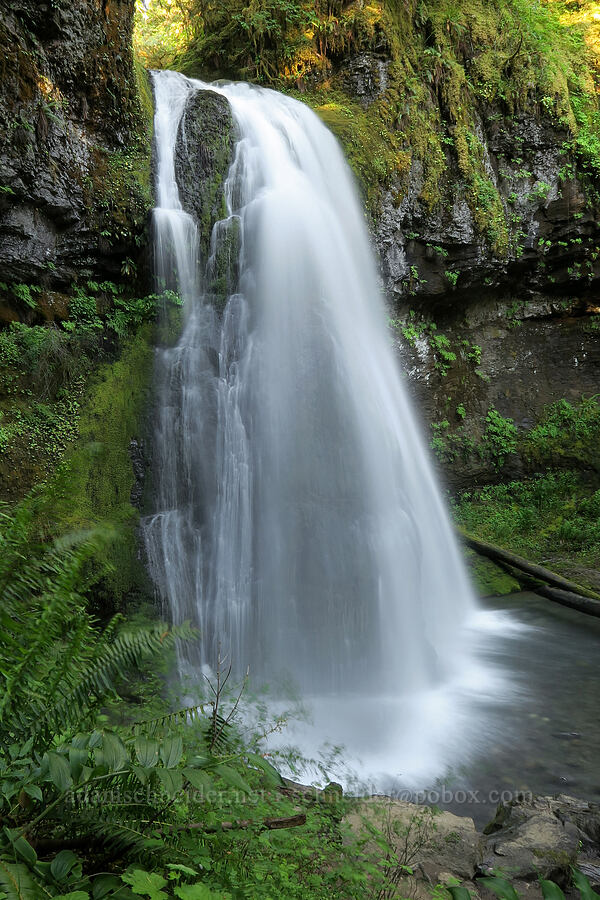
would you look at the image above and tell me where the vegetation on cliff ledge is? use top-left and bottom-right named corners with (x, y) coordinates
top-left (136, 1), bottom-right (600, 235)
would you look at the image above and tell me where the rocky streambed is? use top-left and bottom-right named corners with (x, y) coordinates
top-left (347, 792), bottom-right (600, 899)
top-left (283, 782), bottom-right (600, 900)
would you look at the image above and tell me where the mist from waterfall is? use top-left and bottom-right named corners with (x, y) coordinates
top-left (144, 70), bottom-right (509, 784)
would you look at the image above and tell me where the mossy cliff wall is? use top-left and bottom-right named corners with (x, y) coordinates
top-left (0, 0), bottom-right (159, 609)
top-left (0, 0), bottom-right (152, 313)
top-left (41, 327), bottom-right (155, 613)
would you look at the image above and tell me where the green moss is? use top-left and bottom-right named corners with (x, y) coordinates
top-left (41, 326), bottom-right (154, 609)
top-left (134, 56), bottom-right (155, 144)
top-left (207, 216), bottom-right (241, 308)
top-left (79, 59), bottom-right (153, 259)
top-left (285, 89), bottom-right (407, 216)
top-left (453, 471), bottom-right (600, 593)
top-left (464, 548), bottom-right (521, 597)
top-left (521, 396), bottom-right (600, 473)
top-left (173, 89), bottom-right (235, 255)
top-left (177, 0), bottom-right (600, 247)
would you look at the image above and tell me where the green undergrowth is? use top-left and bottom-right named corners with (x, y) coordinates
top-left (453, 470), bottom-right (600, 593)
top-left (429, 406), bottom-right (518, 471)
top-left (2, 503), bottom-right (599, 900)
top-left (0, 283), bottom-right (180, 497)
top-left (0, 516), bottom-right (435, 899)
top-left (445, 396), bottom-right (600, 594)
top-left (522, 395), bottom-right (600, 473)
top-left (389, 311), bottom-right (482, 375)
top-left (429, 396), bottom-right (600, 476)
top-left (38, 327), bottom-right (154, 612)
top-left (0, 284), bottom-right (185, 611)
top-left (463, 548), bottom-right (522, 597)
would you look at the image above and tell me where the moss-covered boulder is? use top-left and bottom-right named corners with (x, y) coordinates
top-left (174, 89), bottom-right (236, 257)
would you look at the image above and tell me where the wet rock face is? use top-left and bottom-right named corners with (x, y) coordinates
top-left (174, 89), bottom-right (236, 253)
top-left (370, 104), bottom-right (600, 486)
top-left (376, 111), bottom-right (600, 304)
top-left (174, 89), bottom-right (237, 308)
top-left (342, 53), bottom-right (391, 108)
top-left (0, 0), bottom-right (148, 297)
top-left (129, 437), bottom-right (148, 509)
top-left (398, 300), bottom-right (600, 491)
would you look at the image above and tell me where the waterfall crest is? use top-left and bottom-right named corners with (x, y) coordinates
top-left (144, 69), bottom-right (478, 706)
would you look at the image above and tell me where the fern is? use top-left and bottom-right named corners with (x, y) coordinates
top-left (0, 860), bottom-right (50, 900)
top-left (0, 502), bottom-right (283, 898)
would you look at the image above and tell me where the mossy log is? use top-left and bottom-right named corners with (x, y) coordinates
top-left (459, 529), bottom-right (600, 617)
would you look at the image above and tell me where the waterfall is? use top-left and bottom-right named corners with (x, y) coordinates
top-left (144, 71), bottom-right (489, 776)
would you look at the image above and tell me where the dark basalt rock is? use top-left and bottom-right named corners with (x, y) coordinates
top-left (129, 437), bottom-right (148, 509)
top-left (369, 103), bottom-right (600, 487)
top-left (174, 89), bottom-right (236, 255)
top-left (342, 52), bottom-right (391, 108)
top-left (376, 111), bottom-right (600, 305)
top-left (174, 88), bottom-right (238, 309)
top-left (0, 0), bottom-right (150, 302)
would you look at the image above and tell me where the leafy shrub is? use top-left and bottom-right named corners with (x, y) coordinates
top-left (453, 470), bottom-right (600, 586)
top-left (481, 406), bottom-right (518, 468)
top-left (522, 396), bottom-right (600, 472)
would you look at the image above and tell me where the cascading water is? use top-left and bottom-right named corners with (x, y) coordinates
top-left (144, 70), bottom-right (501, 782)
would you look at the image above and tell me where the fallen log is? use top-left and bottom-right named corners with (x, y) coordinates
top-left (459, 529), bottom-right (600, 616)
top-left (189, 812), bottom-right (307, 833)
top-left (35, 813), bottom-right (308, 855)
top-left (517, 580), bottom-right (600, 618)
top-left (169, 812), bottom-right (307, 834)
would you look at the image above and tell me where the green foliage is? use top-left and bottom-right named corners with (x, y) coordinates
top-left (0, 322), bottom-right (94, 400)
top-left (390, 314), bottom-right (465, 376)
top-left (66, 287), bottom-right (103, 333)
top-left (5, 283), bottom-right (42, 310)
top-left (159, 0), bottom-right (385, 84)
top-left (400, 319), bottom-right (421, 348)
top-left (470, 871), bottom-right (600, 900)
top-left (0, 282), bottom-right (184, 604)
top-left (522, 396), bottom-right (600, 472)
top-left (481, 406), bottom-right (518, 469)
top-left (571, 867), bottom-right (600, 900)
top-left (466, 343), bottom-right (482, 366)
top-left (0, 287), bottom-right (181, 502)
top-left (430, 419), bottom-right (475, 465)
top-left (527, 180), bottom-right (552, 203)
top-left (0, 506), bottom-right (244, 899)
top-left (134, 0), bottom-right (600, 246)
top-left (0, 503), bottom-right (174, 747)
top-left (479, 875), bottom-right (521, 900)
top-left (429, 332), bottom-right (457, 376)
top-left (37, 327), bottom-right (154, 609)
top-left (453, 470), bottom-right (600, 589)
